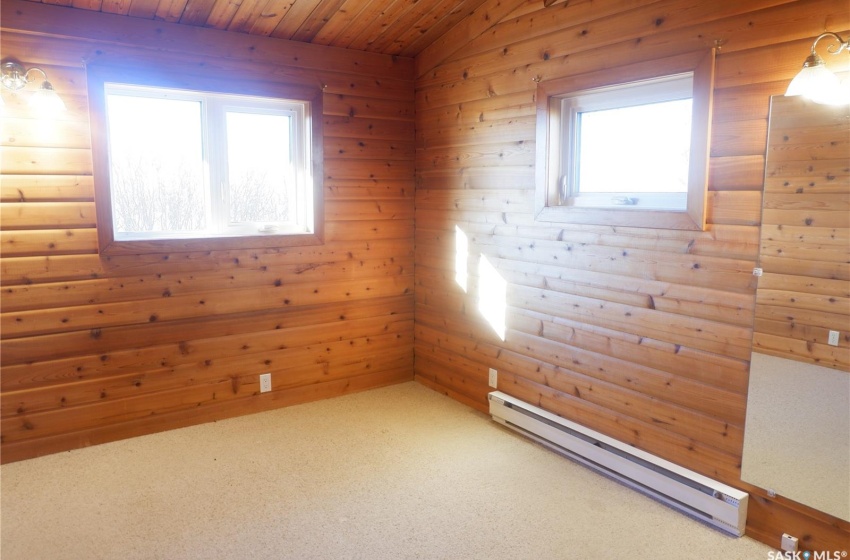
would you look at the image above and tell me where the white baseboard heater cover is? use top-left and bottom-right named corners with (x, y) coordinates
top-left (488, 391), bottom-right (748, 536)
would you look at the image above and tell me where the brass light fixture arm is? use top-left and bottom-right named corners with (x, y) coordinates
top-left (810, 32), bottom-right (849, 58)
top-left (1, 61), bottom-right (50, 91)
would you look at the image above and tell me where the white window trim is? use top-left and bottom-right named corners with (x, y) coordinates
top-left (215, 99), bottom-right (311, 238)
top-left (559, 73), bottom-right (692, 211)
top-left (534, 49), bottom-right (715, 231)
top-left (105, 84), bottom-right (312, 241)
top-left (87, 60), bottom-right (324, 255)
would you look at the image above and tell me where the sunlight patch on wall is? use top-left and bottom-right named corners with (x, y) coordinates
top-left (455, 225), bottom-right (468, 292)
top-left (478, 255), bottom-right (507, 341)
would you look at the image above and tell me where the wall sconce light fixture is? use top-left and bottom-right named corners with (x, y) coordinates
top-left (785, 32), bottom-right (850, 105)
top-left (1, 60), bottom-right (67, 113)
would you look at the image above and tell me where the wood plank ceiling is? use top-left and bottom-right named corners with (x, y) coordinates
top-left (22, 0), bottom-right (490, 56)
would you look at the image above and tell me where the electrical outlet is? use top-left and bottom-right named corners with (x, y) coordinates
top-left (488, 368), bottom-right (498, 388)
top-left (828, 330), bottom-right (840, 346)
top-left (259, 373), bottom-right (272, 393)
top-left (780, 533), bottom-right (798, 553)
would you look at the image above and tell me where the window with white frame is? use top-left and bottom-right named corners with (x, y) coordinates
top-left (560, 74), bottom-right (693, 210)
top-left (104, 84), bottom-right (311, 241)
top-left (535, 50), bottom-right (715, 231)
top-left (87, 62), bottom-right (323, 254)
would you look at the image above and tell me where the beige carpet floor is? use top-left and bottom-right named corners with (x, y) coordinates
top-left (1, 382), bottom-right (773, 559)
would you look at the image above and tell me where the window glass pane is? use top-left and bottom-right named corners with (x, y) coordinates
top-left (106, 94), bottom-right (206, 233)
top-left (576, 98), bottom-right (692, 194)
top-left (226, 111), bottom-right (293, 224)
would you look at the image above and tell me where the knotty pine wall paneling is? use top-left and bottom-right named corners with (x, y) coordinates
top-left (412, 0), bottom-right (849, 551)
top-left (754, 95), bottom-right (849, 369)
top-left (0, 0), bottom-right (415, 463)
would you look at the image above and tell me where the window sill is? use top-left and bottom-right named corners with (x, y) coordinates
top-left (99, 231), bottom-right (324, 256)
top-left (535, 205), bottom-right (704, 231)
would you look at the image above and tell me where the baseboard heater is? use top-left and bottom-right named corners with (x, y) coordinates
top-left (488, 391), bottom-right (748, 536)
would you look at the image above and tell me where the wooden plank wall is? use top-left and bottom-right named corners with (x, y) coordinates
top-left (754, 95), bottom-right (849, 369)
top-left (412, 0), bottom-right (850, 551)
top-left (0, 1), bottom-right (415, 463)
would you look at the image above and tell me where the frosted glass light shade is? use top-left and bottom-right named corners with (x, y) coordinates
top-left (29, 82), bottom-right (66, 114)
top-left (785, 64), bottom-right (847, 105)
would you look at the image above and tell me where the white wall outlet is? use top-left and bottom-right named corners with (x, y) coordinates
top-left (259, 373), bottom-right (272, 393)
top-left (780, 533), bottom-right (798, 553)
top-left (488, 368), bottom-right (498, 388)
top-left (827, 330), bottom-right (840, 346)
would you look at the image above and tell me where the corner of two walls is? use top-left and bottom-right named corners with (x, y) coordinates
top-left (411, 0), bottom-right (850, 552)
